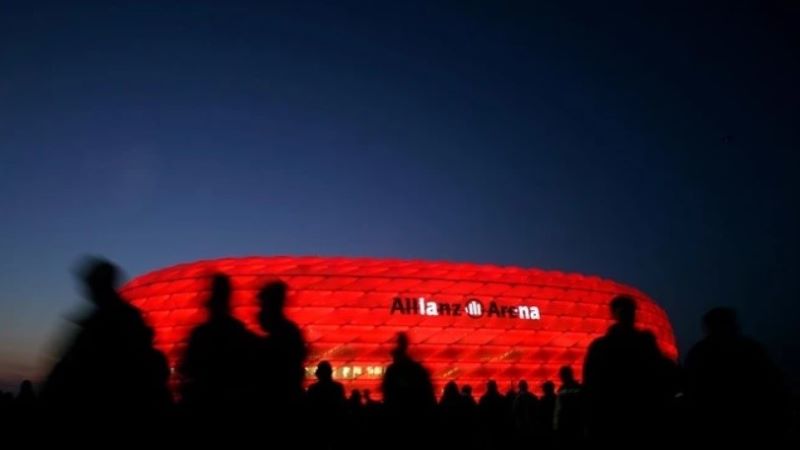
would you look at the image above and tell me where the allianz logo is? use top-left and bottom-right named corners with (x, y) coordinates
top-left (390, 297), bottom-right (541, 320)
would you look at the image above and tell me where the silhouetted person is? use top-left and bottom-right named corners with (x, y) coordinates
top-left (179, 274), bottom-right (259, 418)
top-left (440, 381), bottom-right (465, 443)
top-left (555, 366), bottom-right (583, 449)
top-left (307, 361), bottom-right (347, 449)
top-left (307, 361), bottom-right (346, 407)
top-left (513, 380), bottom-right (538, 444)
top-left (349, 389), bottom-right (363, 412)
top-left (348, 389), bottom-right (364, 432)
top-left (460, 384), bottom-right (480, 448)
top-left (462, 385), bottom-right (479, 419)
top-left (362, 388), bottom-right (383, 444)
top-left (346, 389), bottom-right (367, 450)
top-left (479, 380), bottom-right (508, 450)
top-left (437, 381), bottom-right (477, 447)
top-left (363, 388), bottom-right (379, 408)
top-left (256, 280), bottom-right (308, 423)
top-left (41, 258), bottom-right (171, 424)
top-left (461, 384), bottom-right (477, 408)
top-left (583, 295), bottom-right (675, 448)
top-left (504, 385), bottom-right (518, 414)
top-left (362, 387), bottom-right (381, 421)
top-left (381, 332), bottom-right (436, 449)
top-left (538, 380), bottom-right (557, 448)
top-left (15, 379), bottom-right (37, 420)
top-left (440, 380), bottom-right (461, 411)
top-left (0, 391), bottom-right (13, 424)
top-left (0, 390), bottom-right (8, 411)
top-left (685, 307), bottom-right (789, 446)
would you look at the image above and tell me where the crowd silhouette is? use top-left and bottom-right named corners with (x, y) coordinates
top-left (0, 257), bottom-right (795, 447)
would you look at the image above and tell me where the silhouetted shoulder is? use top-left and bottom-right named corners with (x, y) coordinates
top-left (684, 339), bottom-right (710, 367)
top-left (640, 328), bottom-right (657, 342)
top-left (739, 336), bottom-right (772, 359)
top-left (586, 334), bottom-right (609, 353)
top-left (583, 335), bottom-right (609, 377)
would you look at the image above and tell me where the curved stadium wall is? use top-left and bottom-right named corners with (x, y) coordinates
top-left (121, 256), bottom-right (677, 396)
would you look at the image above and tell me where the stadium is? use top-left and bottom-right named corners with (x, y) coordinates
top-left (120, 256), bottom-right (677, 396)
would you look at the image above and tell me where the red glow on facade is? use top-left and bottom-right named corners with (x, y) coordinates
top-left (121, 256), bottom-right (678, 397)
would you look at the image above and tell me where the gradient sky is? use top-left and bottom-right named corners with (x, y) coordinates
top-left (1, 0), bottom-right (798, 392)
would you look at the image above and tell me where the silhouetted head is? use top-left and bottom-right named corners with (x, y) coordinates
top-left (518, 380), bottom-right (529, 393)
top-left (443, 380), bottom-right (459, 399)
top-left (486, 379), bottom-right (499, 394)
top-left (206, 273), bottom-right (232, 318)
top-left (391, 332), bottom-right (410, 360)
top-left (19, 380), bottom-right (34, 397)
top-left (461, 384), bottom-right (473, 398)
top-left (257, 280), bottom-right (288, 330)
top-left (315, 360), bottom-right (333, 381)
top-left (610, 295), bottom-right (636, 328)
top-left (350, 389), bottom-right (362, 403)
top-left (363, 389), bottom-right (372, 401)
top-left (77, 257), bottom-right (121, 305)
top-left (543, 380), bottom-right (556, 396)
top-left (559, 365), bottom-right (576, 384)
top-left (703, 307), bottom-right (740, 338)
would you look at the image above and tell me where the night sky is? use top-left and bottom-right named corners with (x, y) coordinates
top-left (1, 0), bottom-right (798, 392)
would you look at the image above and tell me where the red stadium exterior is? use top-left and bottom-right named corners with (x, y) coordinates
top-left (121, 256), bottom-right (677, 396)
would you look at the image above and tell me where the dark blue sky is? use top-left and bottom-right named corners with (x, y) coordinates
top-left (1, 0), bottom-right (798, 390)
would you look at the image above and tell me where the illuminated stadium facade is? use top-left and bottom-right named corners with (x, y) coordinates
top-left (121, 256), bottom-right (677, 396)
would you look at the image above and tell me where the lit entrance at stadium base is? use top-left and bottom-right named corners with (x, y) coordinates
top-left (305, 364), bottom-right (385, 380)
